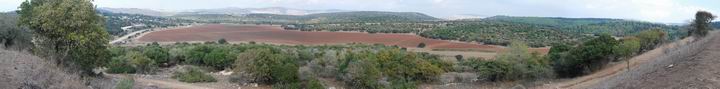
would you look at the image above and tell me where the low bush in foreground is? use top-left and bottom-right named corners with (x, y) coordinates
top-left (173, 67), bottom-right (217, 83)
top-left (115, 77), bottom-right (135, 89)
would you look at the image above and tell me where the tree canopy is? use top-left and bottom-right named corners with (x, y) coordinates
top-left (18, 0), bottom-right (111, 75)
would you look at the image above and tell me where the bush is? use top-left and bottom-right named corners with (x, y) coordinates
top-left (127, 51), bottom-right (157, 74)
top-left (636, 29), bottom-right (667, 52)
top-left (235, 48), bottom-right (299, 84)
top-left (455, 55), bottom-right (464, 62)
top-left (143, 45), bottom-right (170, 66)
top-left (308, 50), bottom-right (340, 78)
top-left (306, 79), bottom-right (325, 89)
top-left (340, 60), bottom-right (383, 89)
top-left (173, 67), bottom-right (217, 83)
top-left (417, 43), bottom-right (426, 48)
top-left (115, 77), bottom-right (135, 89)
top-left (105, 57), bottom-right (137, 74)
top-left (203, 48), bottom-right (233, 70)
top-left (218, 38), bottom-right (228, 44)
top-left (551, 34), bottom-right (620, 77)
top-left (464, 41), bottom-right (553, 81)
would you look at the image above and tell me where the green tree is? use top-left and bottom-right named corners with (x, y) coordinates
top-left (551, 34), bottom-right (619, 77)
top-left (615, 37), bottom-right (641, 70)
top-left (615, 37), bottom-right (641, 58)
top-left (689, 11), bottom-right (716, 37)
top-left (18, 0), bottom-right (111, 75)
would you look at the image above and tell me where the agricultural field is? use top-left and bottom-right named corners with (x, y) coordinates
top-left (137, 24), bottom-right (550, 59)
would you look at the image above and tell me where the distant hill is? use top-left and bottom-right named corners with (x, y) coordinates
top-left (713, 22), bottom-right (720, 29)
top-left (174, 11), bottom-right (442, 23)
top-left (479, 16), bottom-right (682, 37)
top-left (420, 16), bottom-right (684, 46)
top-left (481, 16), bottom-right (625, 26)
top-left (99, 7), bottom-right (348, 17)
top-left (178, 7), bottom-right (347, 16)
top-left (446, 14), bottom-right (488, 20)
top-left (98, 7), bottom-right (176, 16)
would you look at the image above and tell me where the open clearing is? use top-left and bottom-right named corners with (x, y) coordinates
top-left (136, 24), bottom-right (549, 59)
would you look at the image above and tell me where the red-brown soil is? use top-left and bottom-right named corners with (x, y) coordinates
top-left (139, 24), bottom-right (547, 53)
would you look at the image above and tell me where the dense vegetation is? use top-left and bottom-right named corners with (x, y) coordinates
top-left (420, 21), bottom-right (584, 47)
top-left (548, 29), bottom-right (666, 77)
top-left (462, 41), bottom-right (553, 81)
top-left (278, 16), bottom-right (683, 47)
top-left (106, 42), bottom-right (451, 88)
top-left (283, 22), bottom-right (449, 33)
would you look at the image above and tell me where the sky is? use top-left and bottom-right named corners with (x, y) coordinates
top-left (0, 0), bottom-right (718, 23)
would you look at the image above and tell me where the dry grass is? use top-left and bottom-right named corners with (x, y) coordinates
top-left (0, 49), bottom-right (89, 89)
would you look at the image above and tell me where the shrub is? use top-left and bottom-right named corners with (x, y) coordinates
top-left (169, 46), bottom-right (193, 64)
top-left (417, 43), bottom-right (426, 48)
top-left (105, 57), bottom-right (137, 74)
top-left (551, 34), bottom-right (620, 77)
top-left (115, 77), bottom-right (134, 89)
top-left (218, 38), bottom-right (228, 44)
top-left (203, 48), bottom-right (233, 70)
top-left (341, 60), bottom-right (382, 89)
top-left (306, 79), bottom-right (325, 89)
top-left (308, 50), bottom-right (339, 78)
top-left (127, 51), bottom-right (156, 74)
top-left (455, 55), bottom-right (464, 62)
top-left (173, 67), bottom-right (217, 83)
top-left (143, 45), bottom-right (170, 66)
top-left (465, 41), bottom-right (553, 81)
top-left (636, 29), bottom-right (667, 52)
top-left (235, 48), bottom-right (299, 84)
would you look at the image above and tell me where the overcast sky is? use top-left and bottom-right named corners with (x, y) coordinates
top-left (0, 0), bottom-right (718, 23)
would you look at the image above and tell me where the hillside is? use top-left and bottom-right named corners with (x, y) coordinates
top-left (481, 16), bottom-right (683, 36)
top-left (98, 7), bottom-right (176, 16)
top-left (173, 11), bottom-right (441, 23)
top-left (0, 49), bottom-right (89, 89)
top-left (177, 7), bottom-right (347, 16)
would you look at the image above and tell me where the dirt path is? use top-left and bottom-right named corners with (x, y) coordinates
top-left (536, 36), bottom-right (696, 89)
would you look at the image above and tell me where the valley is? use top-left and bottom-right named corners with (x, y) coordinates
top-left (1, 1), bottom-right (719, 89)
top-left (133, 24), bottom-right (549, 59)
